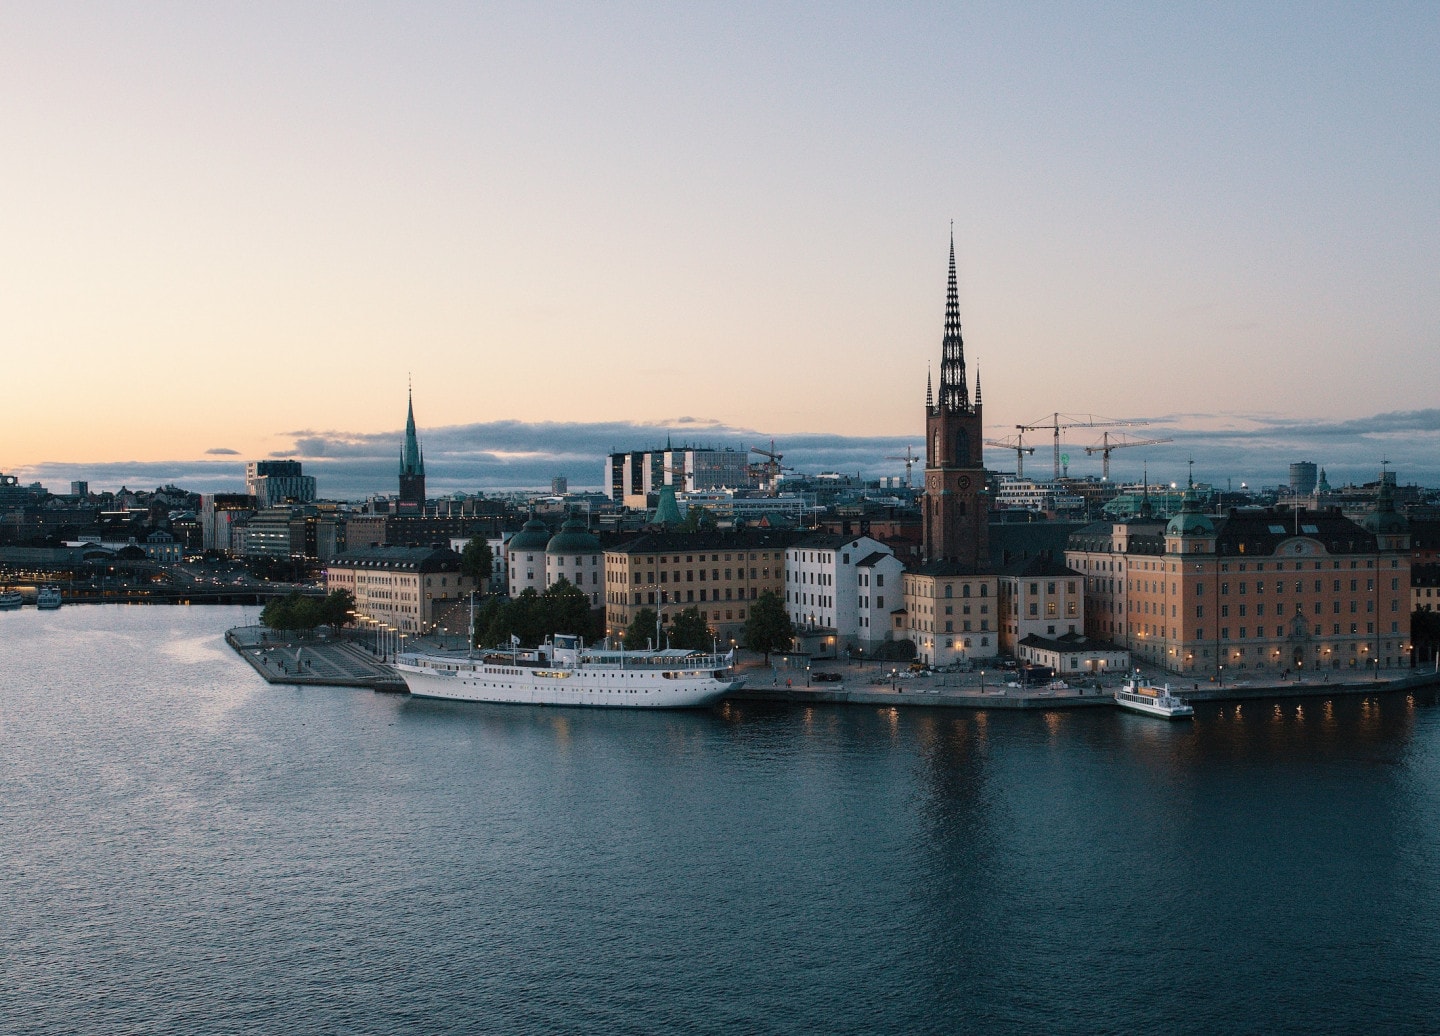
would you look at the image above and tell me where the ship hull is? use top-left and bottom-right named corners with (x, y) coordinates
top-left (396, 660), bottom-right (741, 709)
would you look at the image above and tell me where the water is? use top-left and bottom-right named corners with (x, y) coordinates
top-left (3, 606), bottom-right (1439, 1034)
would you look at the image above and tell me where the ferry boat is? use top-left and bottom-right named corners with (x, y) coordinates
top-left (36, 586), bottom-right (62, 610)
top-left (1114, 677), bottom-right (1193, 719)
top-left (395, 634), bottom-right (743, 709)
top-left (0, 589), bottom-right (22, 610)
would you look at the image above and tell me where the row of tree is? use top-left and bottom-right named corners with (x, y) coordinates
top-left (469, 583), bottom-right (799, 661)
top-left (259, 589), bottom-right (355, 633)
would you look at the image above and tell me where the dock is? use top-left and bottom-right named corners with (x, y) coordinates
top-left (226, 625), bottom-right (407, 693)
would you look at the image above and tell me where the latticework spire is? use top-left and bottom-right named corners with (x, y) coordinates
top-left (938, 229), bottom-right (969, 412)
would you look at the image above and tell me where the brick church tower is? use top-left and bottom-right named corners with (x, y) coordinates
top-left (922, 233), bottom-right (989, 569)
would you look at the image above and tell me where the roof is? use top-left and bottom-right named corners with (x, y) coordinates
top-left (1018, 631), bottom-right (1125, 654)
top-left (996, 555), bottom-right (1077, 578)
top-left (507, 517), bottom-right (552, 552)
top-left (606, 529), bottom-right (805, 556)
top-left (329, 544), bottom-right (463, 572)
top-left (910, 560), bottom-right (991, 578)
top-left (546, 517), bottom-right (602, 555)
top-left (854, 551), bottom-right (895, 568)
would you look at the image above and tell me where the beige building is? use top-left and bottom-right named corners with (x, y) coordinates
top-left (1066, 485), bottom-right (1412, 677)
top-left (603, 530), bottom-right (799, 644)
top-left (325, 545), bottom-right (475, 635)
top-left (899, 565), bottom-right (1000, 666)
top-left (996, 556), bottom-right (1084, 654)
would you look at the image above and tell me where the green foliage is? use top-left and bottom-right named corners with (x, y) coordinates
top-left (625, 607), bottom-right (660, 650)
top-left (260, 591), bottom-right (327, 632)
top-left (460, 537), bottom-right (493, 583)
top-left (473, 583), bottom-right (602, 649)
top-left (680, 506), bottom-right (717, 533)
top-left (667, 606), bottom-right (713, 651)
top-left (320, 589), bottom-right (355, 629)
top-left (742, 590), bottom-right (794, 662)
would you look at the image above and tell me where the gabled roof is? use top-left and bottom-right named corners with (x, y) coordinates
top-left (854, 551), bottom-right (895, 568)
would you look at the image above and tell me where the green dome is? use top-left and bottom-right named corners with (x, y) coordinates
top-left (547, 516), bottom-right (601, 554)
top-left (1166, 487), bottom-right (1214, 537)
top-left (508, 517), bottom-right (552, 552)
top-left (1361, 481), bottom-right (1407, 535)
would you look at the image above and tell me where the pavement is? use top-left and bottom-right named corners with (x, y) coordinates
top-left (226, 625), bottom-right (406, 691)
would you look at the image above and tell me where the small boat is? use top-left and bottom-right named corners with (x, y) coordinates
top-left (1114, 676), bottom-right (1193, 718)
top-left (0, 589), bottom-right (22, 610)
top-left (36, 586), bottom-right (63, 610)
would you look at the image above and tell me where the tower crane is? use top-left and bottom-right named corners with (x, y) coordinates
top-left (748, 440), bottom-right (792, 495)
top-left (983, 435), bottom-right (1036, 478)
top-left (885, 445), bottom-right (920, 489)
top-left (1017, 413), bottom-right (1141, 480)
top-left (1084, 432), bottom-right (1175, 481)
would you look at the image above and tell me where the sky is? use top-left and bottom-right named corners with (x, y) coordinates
top-left (3, 2), bottom-right (1437, 495)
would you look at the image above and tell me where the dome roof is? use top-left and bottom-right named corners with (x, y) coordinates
top-left (1360, 481), bottom-right (1407, 535)
top-left (508, 517), bottom-right (552, 552)
top-left (547, 516), bottom-right (601, 554)
top-left (1166, 487), bottom-right (1215, 537)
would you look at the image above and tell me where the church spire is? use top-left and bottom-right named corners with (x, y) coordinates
top-left (938, 227), bottom-right (970, 412)
top-left (925, 366), bottom-right (933, 409)
top-left (401, 377), bottom-right (424, 477)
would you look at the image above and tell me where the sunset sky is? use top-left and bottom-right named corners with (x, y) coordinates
top-left (3, 3), bottom-right (1437, 494)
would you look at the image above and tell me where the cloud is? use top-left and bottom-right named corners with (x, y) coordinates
top-left (15, 410), bottom-right (1440, 499)
top-left (204, 447), bottom-right (239, 455)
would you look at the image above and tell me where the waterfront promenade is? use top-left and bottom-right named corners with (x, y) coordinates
top-left (226, 625), bottom-right (406, 692)
top-left (226, 624), bottom-right (1439, 710)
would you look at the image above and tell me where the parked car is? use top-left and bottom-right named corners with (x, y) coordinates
top-left (812, 672), bottom-right (843, 683)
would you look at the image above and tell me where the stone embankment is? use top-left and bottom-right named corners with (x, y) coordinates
top-left (226, 625), bottom-right (406, 693)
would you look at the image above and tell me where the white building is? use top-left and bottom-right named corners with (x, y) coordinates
top-left (545, 516), bottom-right (604, 608)
top-left (505, 517), bottom-right (553, 597)
top-left (992, 476), bottom-right (1085, 516)
top-left (785, 534), bottom-right (904, 655)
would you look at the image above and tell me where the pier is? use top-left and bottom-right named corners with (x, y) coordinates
top-left (226, 625), bottom-right (406, 693)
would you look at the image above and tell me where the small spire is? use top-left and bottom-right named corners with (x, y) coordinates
top-left (925, 367), bottom-right (933, 408)
top-left (974, 368), bottom-right (982, 406)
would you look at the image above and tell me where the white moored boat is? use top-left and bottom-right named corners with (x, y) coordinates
top-left (395, 634), bottom-right (743, 709)
top-left (0, 589), bottom-right (23, 610)
top-left (1114, 677), bottom-right (1194, 719)
top-left (36, 586), bottom-right (62, 610)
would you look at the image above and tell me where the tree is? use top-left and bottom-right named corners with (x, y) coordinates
top-left (667, 606), bottom-right (713, 651)
top-left (260, 591), bottom-right (324, 633)
top-left (460, 536), bottom-right (493, 585)
top-left (475, 595), bottom-right (510, 648)
top-left (544, 577), bottom-right (598, 639)
top-left (320, 589), bottom-right (355, 629)
top-left (625, 607), bottom-right (660, 650)
top-left (742, 590), bottom-right (794, 663)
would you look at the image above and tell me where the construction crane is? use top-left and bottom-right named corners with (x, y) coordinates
top-left (885, 445), bottom-right (920, 489)
top-left (1084, 431), bottom-right (1175, 481)
top-left (984, 435), bottom-right (1036, 478)
top-left (1017, 413), bottom-right (1141, 480)
top-left (748, 440), bottom-right (792, 495)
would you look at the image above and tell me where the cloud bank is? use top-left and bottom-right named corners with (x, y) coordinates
top-left (15, 411), bottom-right (1440, 500)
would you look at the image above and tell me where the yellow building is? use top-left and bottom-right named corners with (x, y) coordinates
top-left (325, 545), bottom-right (475, 635)
top-left (899, 566), bottom-right (1000, 665)
top-left (603, 530), bottom-right (799, 644)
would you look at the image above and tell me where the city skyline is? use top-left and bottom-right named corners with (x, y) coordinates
top-left (3, 4), bottom-right (1437, 478)
top-left (15, 405), bottom-right (1439, 501)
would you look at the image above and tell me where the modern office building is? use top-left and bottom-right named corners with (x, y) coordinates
top-left (246, 460), bottom-right (317, 508)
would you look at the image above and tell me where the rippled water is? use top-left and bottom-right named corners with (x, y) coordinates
top-left (3, 606), bottom-right (1439, 1034)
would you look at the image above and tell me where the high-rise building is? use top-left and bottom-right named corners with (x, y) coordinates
top-left (246, 460), bottom-right (317, 507)
top-left (1289, 461), bottom-right (1318, 497)
top-left (398, 384), bottom-right (426, 513)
